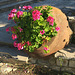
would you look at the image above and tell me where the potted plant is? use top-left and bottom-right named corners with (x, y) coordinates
top-left (6, 5), bottom-right (72, 58)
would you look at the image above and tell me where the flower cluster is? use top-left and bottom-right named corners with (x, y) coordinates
top-left (6, 5), bottom-right (60, 53)
top-left (32, 10), bottom-right (42, 21)
top-left (47, 16), bottom-right (54, 26)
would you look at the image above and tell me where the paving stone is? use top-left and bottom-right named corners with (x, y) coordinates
top-left (55, 46), bottom-right (75, 59)
top-left (13, 68), bottom-right (17, 72)
top-left (69, 60), bottom-right (75, 68)
top-left (50, 66), bottom-right (60, 71)
top-left (37, 59), bottom-right (49, 65)
top-left (68, 16), bottom-right (75, 20)
top-left (56, 59), bottom-right (68, 67)
top-left (17, 55), bottom-right (29, 63)
top-left (0, 63), bottom-right (4, 67)
top-left (28, 57), bottom-right (37, 64)
top-left (49, 56), bottom-right (56, 66)
top-left (61, 67), bottom-right (75, 73)
top-left (1, 64), bottom-right (13, 74)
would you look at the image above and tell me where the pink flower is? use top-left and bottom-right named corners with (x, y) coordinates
top-left (32, 10), bottom-right (42, 21)
top-left (8, 13), bottom-right (15, 20)
top-left (16, 11), bottom-right (23, 18)
top-left (11, 27), bottom-right (16, 32)
top-left (28, 5), bottom-right (32, 10)
top-left (40, 30), bottom-right (45, 35)
top-left (32, 15), bottom-right (40, 21)
top-left (11, 9), bottom-right (17, 13)
top-left (26, 41), bottom-right (30, 46)
top-left (6, 27), bottom-right (10, 32)
top-left (12, 34), bottom-right (17, 40)
top-left (26, 41), bottom-right (32, 46)
top-left (13, 41), bottom-right (18, 47)
top-left (17, 43), bottom-right (24, 50)
top-left (32, 10), bottom-right (42, 16)
top-left (55, 27), bottom-right (60, 31)
top-left (44, 47), bottom-right (49, 51)
top-left (23, 6), bottom-right (28, 10)
top-left (18, 27), bottom-right (23, 32)
top-left (47, 16), bottom-right (54, 26)
top-left (19, 6), bottom-right (21, 9)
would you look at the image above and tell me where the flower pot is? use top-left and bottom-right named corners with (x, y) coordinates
top-left (23, 5), bottom-right (73, 58)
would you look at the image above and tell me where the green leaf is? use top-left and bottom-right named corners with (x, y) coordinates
top-left (48, 13), bottom-right (53, 17)
top-left (24, 45), bottom-right (26, 48)
top-left (38, 21), bottom-right (43, 26)
top-left (42, 35), bottom-right (46, 38)
top-left (46, 50), bottom-right (50, 53)
top-left (44, 50), bottom-right (47, 53)
top-left (38, 33), bottom-right (42, 37)
top-left (35, 37), bottom-right (39, 42)
top-left (35, 43), bottom-right (39, 48)
top-left (23, 12), bottom-right (27, 16)
top-left (46, 37), bottom-right (51, 41)
top-left (40, 16), bottom-right (44, 21)
top-left (52, 32), bottom-right (57, 36)
top-left (44, 45), bottom-right (47, 47)
top-left (26, 47), bottom-right (28, 50)
top-left (44, 49), bottom-right (50, 53)
top-left (45, 27), bottom-right (49, 32)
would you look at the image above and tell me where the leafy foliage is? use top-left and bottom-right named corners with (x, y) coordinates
top-left (7, 5), bottom-right (60, 53)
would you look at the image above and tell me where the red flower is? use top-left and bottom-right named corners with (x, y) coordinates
top-left (6, 27), bottom-right (10, 32)
top-left (12, 34), bottom-right (17, 40)
top-left (13, 41), bottom-right (18, 47)
top-left (16, 11), bottom-right (23, 18)
top-left (47, 16), bottom-right (54, 26)
top-left (32, 10), bottom-right (42, 21)
top-left (28, 5), bottom-right (32, 10)
top-left (23, 6), bottom-right (28, 10)
top-left (55, 27), bottom-right (60, 31)
top-left (11, 9), bottom-right (17, 13)
top-left (8, 13), bottom-right (15, 20)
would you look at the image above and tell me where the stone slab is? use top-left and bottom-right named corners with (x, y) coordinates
top-left (56, 59), bottom-right (68, 67)
top-left (55, 44), bottom-right (75, 59)
top-left (0, 46), bottom-right (29, 61)
top-left (69, 60), bottom-right (75, 68)
top-left (0, 63), bottom-right (17, 74)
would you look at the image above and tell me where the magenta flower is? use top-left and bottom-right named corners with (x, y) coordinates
top-left (8, 13), bottom-right (15, 20)
top-left (11, 9), bottom-right (17, 13)
top-left (26, 41), bottom-right (30, 46)
top-left (55, 27), bottom-right (60, 31)
top-left (44, 47), bottom-right (49, 51)
top-left (32, 15), bottom-right (40, 21)
top-left (40, 30), bottom-right (45, 35)
top-left (16, 11), bottom-right (23, 18)
top-left (23, 6), bottom-right (28, 10)
top-left (28, 5), bottom-right (32, 10)
top-left (6, 27), bottom-right (10, 32)
top-left (18, 27), bottom-right (23, 32)
top-left (26, 41), bottom-right (32, 46)
top-left (17, 43), bottom-right (24, 50)
top-left (49, 20), bottom-right (54, 26)
top-left (32, 10), bottom-right (42, 21)
top-left (47, 16), bottom-right (54, 26)
top-left (13, 41), bottom-right (18, 47)
top-left (19, 6), bottom-right (21, 9)
top-left (11, 27), bottom-right (16, 32)
top-left (12, 34), bottom-right (17, 40)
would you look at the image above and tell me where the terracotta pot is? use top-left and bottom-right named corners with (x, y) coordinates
top-left (23, 5), bottom-right (73, 58)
